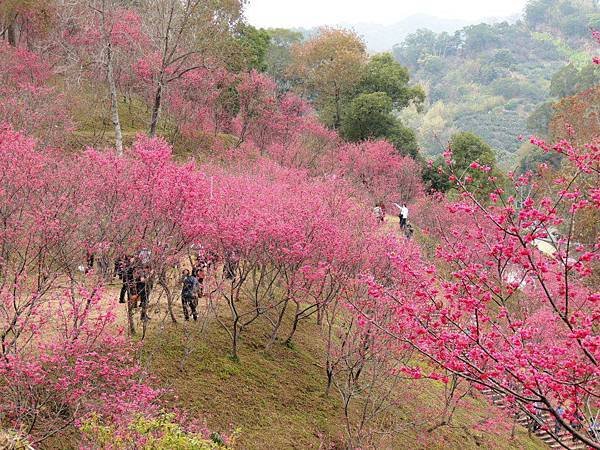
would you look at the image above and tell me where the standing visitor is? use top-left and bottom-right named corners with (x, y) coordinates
top-left (404, 222), bottom-right (414, 239)
top-left (135, 266), bottom-right (151, 321)
top-left (181, 269), bottom-right (200, 321)
top-left (373, 204), bottom-right (384, 223)
top-left (123, 255), bottom-right (137, 306)
top-left (223, 249), bottom-right (239, 281)
top-left (531, 401), bottom-right (544, 432)
top-left (393, 202), bottom-right (409, 229)
top-left (400, 203), bottom-right (409, 229)
top-left (554, 403), bottom-right (565, 435)
top-left (192, 258), bottom-right (206, 298)
top-left (115, 255), bottom-right (130, 304)
top-left (85, 249), bottom-right (95, 274)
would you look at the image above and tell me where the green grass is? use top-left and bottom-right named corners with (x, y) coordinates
top-left (143, 308), bottom-right (546, 449)
top-left (144, 317), bottom-right (343, 449)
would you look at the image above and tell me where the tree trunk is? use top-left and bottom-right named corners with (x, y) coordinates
top-left (265, 299), bottom-right (289, 350)
top-left (284, 303), bottom-right (301, 345)
top-left (149, 80), bottom-right (163, 137)
top-left (159, 276), bottom-right (177, 324)
top-left (100, 0), bottom-right (124, 156)
top-left (7, 20), bottom-right (17, 47)
top-left (106, 44), bottom-right (123, 155)
top-left (127, 299), bottom-right (136, 335)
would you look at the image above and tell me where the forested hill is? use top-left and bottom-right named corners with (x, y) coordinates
top-left (392, 0), bottom-right (599, 168)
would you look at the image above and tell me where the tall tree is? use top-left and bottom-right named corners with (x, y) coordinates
top-left (290, 28), bottom-right (367, 129)
top-left (358, 53), bottom-right (425, 110)
top-left (141, 0), bottom-right (244, 136)
top-left (264, 28), bottom-right (303, 91)
top-left (0, 0), bottom-right (54, 47)
top-left (234, 24), bottom-right (270, 72)
top-left (93, 0), bottom-right (125, 154)
top-left (60, 0), bottom-right (146, 154)
top-left (448, 131), bottom-right (501, 199)
top-left (341, 53), bottom-right (423, 156)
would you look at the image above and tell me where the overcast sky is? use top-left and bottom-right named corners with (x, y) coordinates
top-left (245, 0), bottom-right (528, 28)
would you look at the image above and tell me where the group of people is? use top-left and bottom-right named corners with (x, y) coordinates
top-left (109, 245), bottom-right (242, 323)
top-left (115, 253), bottom-right (153, 321)
top-left (373, 201), bottom-right (413, 239)
top-left (529, 401), bottom-right (599, 442)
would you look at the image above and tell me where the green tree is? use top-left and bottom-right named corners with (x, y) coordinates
top-left (422, 157), bottom-right (451, 192)
top-left (289, 27), bottom-right (367, 128)
top-left (235, 24), bottom-right (271, 72)
top-left (358, 53), bottom-right (425, 110)
top-left (527, 101), bottom-right (555, 135)
top-left (340, 92), bottom-right (395, 141)
top-left (463, 24), bottom-right (499, 55)
top-left (389, 122), bottom-right (419, 158)
top-left (393, 28), bottom-right (438, 68)
top-left (340, 92), bottom-right (419, 157)
top-left (525, 0), bottom-right (553, 29)
top-left (450, 131), bottom-right (496, 170)
top-left (264, 28), bottom-right (303, 90)
top-left (550, 64), bottom-right (580, 97)
top-left (449, 131), bottom-right (501, 199)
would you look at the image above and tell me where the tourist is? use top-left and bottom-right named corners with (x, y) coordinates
top-left (223, 250), bottom-right (238, 281)
top-left (531, 401), bottom-right (544, 432)
top-left (115, 255), bottom-right (130, 304)
top-left (135, 265), bottom-right (151, 321)
top-left (393, 202), bottom-right (409, 229)
top-left (192, 258), bottom-right (206, 297)
top-left (400, 203), bottom-right (409, 229)
top-left (404, 222), bottom-right (414, 239)
top-left (117, 255), bottom-right (136, 306)
top-left (554, 403), bottom-right (565, 435)
top-left (373, 203), bottom-right (384, 223)
top-left (181, 269), bottom-right (200, 321)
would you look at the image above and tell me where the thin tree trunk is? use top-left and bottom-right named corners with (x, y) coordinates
top-left (106, 46), bottom-right (123, 155)
top-left (7, 20), bottom-right (17, 46)
top-left (127, 299), bottom-right (136, 335)
top-left (100, 1), bottom-right (124, 155)
top-left (149, 80), bottom-right (163, 137)
top-left (159, 276), bottom-right (177, 324)
top-left (284, 303), bottom-right (301, 345)
top-left (265, 299), bottom-right (289, 350)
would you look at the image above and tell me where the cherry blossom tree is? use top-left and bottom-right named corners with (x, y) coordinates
top-left (0, 43), bottom-right (72, 145)
top-left (356, 136), bottom-right (599, 447)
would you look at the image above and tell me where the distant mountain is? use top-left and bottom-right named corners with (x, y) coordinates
top-left (330, 14), bottom-right (466, 53)
top-left (293, 13), bottom-right (521, 53)
top-left (345, 14), bottom-right (472, 52)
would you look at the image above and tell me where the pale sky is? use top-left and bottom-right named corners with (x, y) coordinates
top-left (245, 0), bottom-right (528, 28)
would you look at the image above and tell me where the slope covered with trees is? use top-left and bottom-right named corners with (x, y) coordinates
top-left (0, 1), bottom-right (598, 449)
top-left (393, 0), bottom-right (599, 168)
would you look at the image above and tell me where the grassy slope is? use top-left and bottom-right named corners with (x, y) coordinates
top-left (143, 306), bottom-right (545, 450)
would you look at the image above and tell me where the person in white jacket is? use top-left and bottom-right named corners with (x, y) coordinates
top-left (393, 203), bottom-right (409, 229)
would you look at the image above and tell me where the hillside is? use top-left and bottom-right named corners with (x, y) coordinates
top-left (1, 0), bottom-right (598, 448)
top-left (143, 302), bottom-right (546, 449)
top-left (392, 0), bottom-right (599, 168)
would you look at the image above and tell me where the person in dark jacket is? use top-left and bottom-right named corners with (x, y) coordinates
top-left (181, 269), bottom-right (200, 321)
top-left (223, 250), bottom-right (238, 281)
top-left (122, 256), bottom-right (136, 306)
top-left (135, 266), bottom-right (152, 321)
top-left (115, 255), bottom-right (130, 304)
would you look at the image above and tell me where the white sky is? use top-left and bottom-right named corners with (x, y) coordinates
top-left (245, 0), bottom-right (528, 28)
